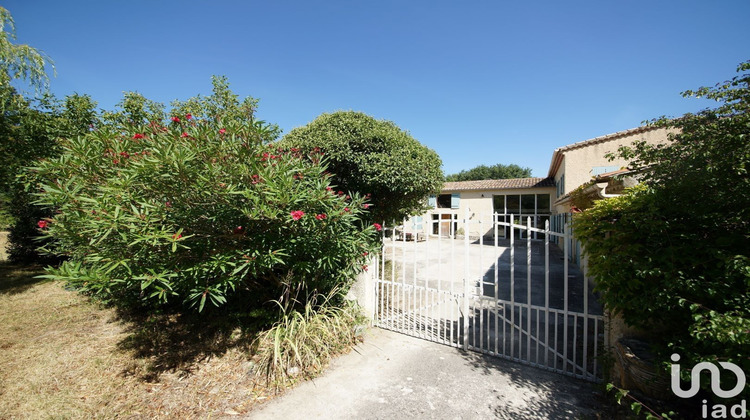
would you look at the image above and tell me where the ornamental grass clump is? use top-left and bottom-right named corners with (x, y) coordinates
top-left (31, 77), bottom-right (378, 311)
top-left (252, 284), bottom-right (365, 389)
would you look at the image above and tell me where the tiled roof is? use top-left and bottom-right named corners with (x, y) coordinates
top-left (554, 125), bottom-right (660, 154)
top-left (547, 125), bottom-right (664, 178)
top-left (442, 177), bottom-right (554, 192)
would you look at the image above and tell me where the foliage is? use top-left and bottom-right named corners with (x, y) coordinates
top-left (278, 111), bottom-right (443, 224)
top-left (0, 6), bottom-right (82, 260)
top-left (445, 162), bottom-right (532, 182)
top-left (574, 61), bottom-right (750, 399)
top-left (253, 285), bottom-right (364, 388)
top-left (605, 383), bottom-right (675, 419)
top-left (0, 7), bottom-right (54, 98)
top-left (1, 93), bottom-right (97, 261)
top-left (31, 79), bottom-right (378, 311)
top-left (567, 182), bottom-right (596, 211)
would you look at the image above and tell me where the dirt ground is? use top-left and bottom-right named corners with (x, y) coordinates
top-left (0, 232), bottom-right (278, 419)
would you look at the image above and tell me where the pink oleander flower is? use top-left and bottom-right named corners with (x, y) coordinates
top-left (133, 133), bottom-right (145, 139)
top-left (37, 220), bottom-right (48, 229)
top-left (291, 210), bottom-right (305, 221)
top-left (186, 113), bottom-right (192, 120)
top-left (363, 204), bottom-right (370, 209)
top-left (315, 213), bottom-right (327, 220)
top-left (344, 207), bottom-right (350, 212)
top-left (171, 117), bottom-right (180, 123)
top-left (172, 233), bottom-right (182, 240)
top-left (219, 128), bottom-right (226, 134)
top-left (373, 223), bottom-right (382, 231)
top-left (233, 226), bottom-right (244, 234)
top-left (181, 132), bottom-right (189, 138)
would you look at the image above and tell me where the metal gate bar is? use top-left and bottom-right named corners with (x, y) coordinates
top-left (374, 211), bottom-right (604, 381)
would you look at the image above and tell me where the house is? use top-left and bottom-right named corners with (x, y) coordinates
top-left (548, 125), bottom-right (671, 215)
top-left (428, 177), bottom-right (554, 239)
top-left (417, 125), bottom-right (671, 241)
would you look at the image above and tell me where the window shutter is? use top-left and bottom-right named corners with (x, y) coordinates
top-left (428, 195), bottom-right (437, 207)
top-left (450, 193), bottom-right (460, 209)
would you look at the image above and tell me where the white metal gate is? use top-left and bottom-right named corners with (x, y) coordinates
top-left (373, 210), bottom-right (605, 382)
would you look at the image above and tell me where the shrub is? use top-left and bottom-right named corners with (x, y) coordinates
top-left (278, 111), bottom-right (443, 224)
top-left (574, 61), bottom-right (750, 400)
top-left (31, 78), bottom-right (378, 311)
top-left (1, 93), bottom-right (97, 263)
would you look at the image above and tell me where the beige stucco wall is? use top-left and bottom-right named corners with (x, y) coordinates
top-left (552, 127), bottom-right (671, 214)
top-left (423, 187), bottom-right (555, 238)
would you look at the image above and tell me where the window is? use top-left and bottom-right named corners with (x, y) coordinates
top-left (537, 194), bottom-right (550, 213)
top-left (556, 173), bottom-right (566, 197)
top-left (493, 193), bottom-right (552, 239)
top-left (521, 194), bottom-right (536, 214)
top-left (492, 195), bottom-right (505, 213)
top-left (431, 194), bottom-right (460, 209)
top-left (437, 194), bottom-right (452, 208)
top-left (506, 194), bottom-right (520, 214)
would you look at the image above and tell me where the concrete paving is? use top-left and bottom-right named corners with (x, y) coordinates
top-left (381, 237), bottom-right (602, 314)
top-left (247, 328), bottom-right (601, 420)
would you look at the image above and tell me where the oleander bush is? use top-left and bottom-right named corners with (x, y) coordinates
top-left (31, 78), bottom-right (379, 311)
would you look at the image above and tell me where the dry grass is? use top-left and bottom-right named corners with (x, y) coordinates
top-left (253, 292), bottom-right (364, 389)
top-left (0, 262), bottom-right (274, 419)
top-left (0, 229), bottom-right (271, 419)
top-left (0, 231), bottom-right (364, 418)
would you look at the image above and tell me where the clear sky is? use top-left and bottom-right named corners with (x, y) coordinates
top-left (4, 1), bottom-right (749, 177)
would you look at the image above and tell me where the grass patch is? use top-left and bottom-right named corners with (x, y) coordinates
top-left (253, 289), bottom-right (366, 389)
top-left (0, 263), bottom-right (261, 417)
top-left (0, 259), bottom-right (366, 418)
top-left (0, 233), bottom-right (367, 416)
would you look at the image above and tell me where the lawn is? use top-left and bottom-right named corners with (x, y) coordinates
top-left (0, 235), bottom-right (275, 418)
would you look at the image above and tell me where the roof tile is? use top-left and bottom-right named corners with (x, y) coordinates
top-left (442, 177), bottom-right (554, 191)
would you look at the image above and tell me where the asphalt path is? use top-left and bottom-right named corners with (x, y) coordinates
top-left (247, 328), bottom-right (600, 419)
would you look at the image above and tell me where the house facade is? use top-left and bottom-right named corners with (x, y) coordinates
top-left (548, 125), bottom-right (671, 215)
top-left (428, 178), bottom-right (554, 239)
top-left (413, 125), bottom-right (671, 242)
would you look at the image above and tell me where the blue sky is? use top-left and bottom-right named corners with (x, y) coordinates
top-left (5, 1), bottom-right (749, 177)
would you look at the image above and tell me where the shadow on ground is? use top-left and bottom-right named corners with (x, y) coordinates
top-left (458, 348), bottom-right (603, 419)
top-left (0, 262), bottom-right (48, 295)
top-left (115, 305), bottom-right (266, 382)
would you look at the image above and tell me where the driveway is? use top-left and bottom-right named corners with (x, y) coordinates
top-left (381, 237), bottom-right (602, 314)
top-left (247, 328), bottom-right (601, 419)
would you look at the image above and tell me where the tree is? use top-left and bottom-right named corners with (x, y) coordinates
top-left (0, 7), bottom-right (54, 97)
top-left (278, 111), bottom-right (444, 223)
top-left (0, 6), bottom-right (68, 261)
top-left (573, 61), bottom-right (750, 400)
top-left (445, 163), bottom-right (532, 181)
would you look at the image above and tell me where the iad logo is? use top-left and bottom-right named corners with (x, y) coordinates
top-left (671, 353), bottom-right (747, 418)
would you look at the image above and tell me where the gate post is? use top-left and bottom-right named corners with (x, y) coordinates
top-left (463, 208), bottom-right (470, 350)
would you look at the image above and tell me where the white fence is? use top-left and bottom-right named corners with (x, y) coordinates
top-left (373, 210), bottom-right (605, 382)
